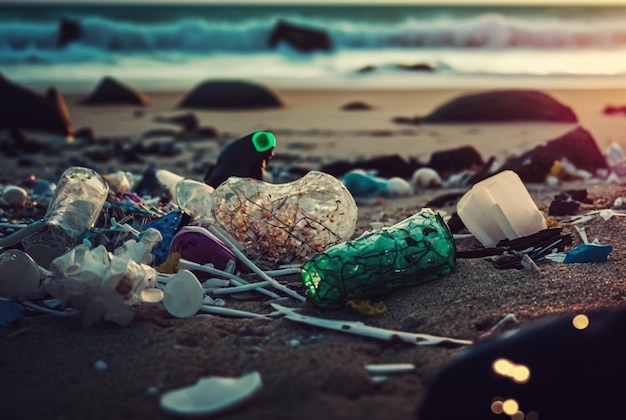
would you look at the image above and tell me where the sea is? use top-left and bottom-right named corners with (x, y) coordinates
top-left (3, 2), bottom-right (626, 93)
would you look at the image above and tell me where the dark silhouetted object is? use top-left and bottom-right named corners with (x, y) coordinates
top-left (179, 80), bottom-right (283, 110)
top-left (58, 17), bottom-right (81, 47)
top-left (419, 90), bottom-right (578, 123)
top-left (0, 74), bottom-right (73, 136)
top-left (268, 20), bottom-right (332, 52)
top-left (204, 131), bottom-right (276, 188)
top-left (81, 77), bottom-right (149, 106)
top-left (418, 306), bottom-right (626, 420)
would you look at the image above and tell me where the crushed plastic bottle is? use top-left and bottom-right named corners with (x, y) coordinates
top-left (22, 167), bottom-right (109, 268)
top-left (208, 171), bottom-right (358, 264)
top-left (301, 208), bottom-right (456, 308)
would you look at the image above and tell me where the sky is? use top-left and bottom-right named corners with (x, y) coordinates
top-left (3, 0), bottom-right (626, 4)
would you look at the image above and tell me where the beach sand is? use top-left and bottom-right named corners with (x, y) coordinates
top-left (2, 85), bottom-right (626, 420)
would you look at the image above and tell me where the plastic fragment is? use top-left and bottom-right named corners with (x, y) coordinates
top-left (564, 243), bottom-right (613, 264)
top-left (0, 297), bottom-right (22, 326)
top-left (345, 299), bottom-right (388, 316)
top-left (160, 371), bottom-right (262, 417)
top-left (271, 303), bottom-right (472, 347)
top-left (162, 269), bottom-right (204, 318)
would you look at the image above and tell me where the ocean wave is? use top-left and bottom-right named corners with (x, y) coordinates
top-left (2, 13), bottom-right (626, 64)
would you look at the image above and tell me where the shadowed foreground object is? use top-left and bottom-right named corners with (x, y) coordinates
top-left (418, 306), bottom-right (626, 419)
top-left (179, 80), bottom-right (284, 110)
top-left (419, 89), bottom-right (578, 123)
top-left (0, 74), bottom-right (73, 136)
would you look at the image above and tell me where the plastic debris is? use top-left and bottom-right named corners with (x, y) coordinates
top-left (22, 167), bottom-right (110, 269)
top-left (564, 243), bottom-right (613, 264)
top-left (0, 297), bottom-right (22, 326)
top-left (162, 269), bottom-right (204, 318)
top-left (160, 371), bottom-right (262, 417)
top-left (457, 170), bottom-right (547, 248)
top-left (342, 169), bottom-right (412, 198)
top-left (345, 299), bottom-right (388, 316)
top-left (207, 171), bottom-right (358, 264)
top-left (365, 363), bottom-right (415, 375)
top-left (271, 304), bottom-right (472, 346)
top-left (301, 208), bottom-right (456, 308)
top-left (0, 249), bottom-right (42, 299)
top-left (169, 225), bottom-right (240, 273)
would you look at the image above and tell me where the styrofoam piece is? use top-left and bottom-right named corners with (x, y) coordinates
top-left (160, 371), bottom-right (262, 417)
top-left (162, 269), bottom-right (204, 318)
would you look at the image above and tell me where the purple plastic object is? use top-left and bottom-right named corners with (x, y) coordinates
top-left (169, 226), bottom-right (239, 272)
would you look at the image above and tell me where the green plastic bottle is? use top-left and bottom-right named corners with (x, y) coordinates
top-left (301, 208), bottom-right (456, 308)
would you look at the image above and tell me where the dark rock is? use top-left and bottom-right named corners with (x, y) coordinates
top-left (193, 127), bottom-right (219, 139)
top-left (392, 116), bottom-right (419, 125)
top-left (83, 147), bottom-right (113, 163)
top-left (178, 80), bottom-right (283, 110)
top-left (419, 89), bottom-right (578, 123)
top-left (395, 63), bottom-right (435, 72)
top-left (320, 154), bottom-right (421, 179)
top-left (603, 105), bottom-right (626, 115)
top-left (548, 198), bottom-right (580, 216)
top-left (341, 101), bottom-right (373, 111)
top-left (498, 126), bottom-right (608, 183)
top-left (268, 20), bottom-right (332, 52)
top-left (428, 145), bottom-right (484, 176)
top-left (81, 76), bottom-right (149, 106)
top-left (73, 127), bottom-right (95, 142)
top-left (356, 65), bottom-right (377, 73)
top-left (141, 128), bottom-right (178, 139)
top-left (0, 74), bottom-right (73, 136)
top-left (154, 113), bottom-right (199, 131)
top-left (58, 17), bottom-right (81, 48)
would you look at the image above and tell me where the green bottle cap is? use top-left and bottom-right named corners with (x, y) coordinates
top-left (251, 131), bottom-right (276, 153)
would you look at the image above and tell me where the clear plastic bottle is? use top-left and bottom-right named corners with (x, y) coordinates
top-left (301, 208), bottom-right (456, 308)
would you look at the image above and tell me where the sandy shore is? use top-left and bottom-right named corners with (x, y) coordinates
top-left (2, 85), bottom-right (626, 419)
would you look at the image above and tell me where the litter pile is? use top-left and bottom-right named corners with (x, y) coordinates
top-left (1, 130), bottom-right (625, 418)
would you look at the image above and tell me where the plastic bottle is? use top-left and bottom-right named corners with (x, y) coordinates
top-left (301, 208), bottom-right (456, 308)
top-left (208, 171), bottom-right (358, 264)
top-left (204, 131), bottom-right (276, 188)
top-left (22, 167), bottom-right (109, 268)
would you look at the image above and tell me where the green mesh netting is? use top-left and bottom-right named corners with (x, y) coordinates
top-left (302, 208), bottom-right (456, 308)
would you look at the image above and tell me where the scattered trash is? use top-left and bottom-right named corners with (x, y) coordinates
top-left (342, 169), bottom-right (412, 198)
top-left (160, 371), bottom-right (262, 417)
top-left (0, 249), bottom-right (42, 299)
top-left (162, 269), bottom-right (204, 318)
top-left (346, 299), bottom-right (388, 316)
top-left (208, 170), bottom-right (358, 265)
top-left (563, 243), bottom-right (613, 264)
top-left (457, 170), bottom-right (547, 248)
top-left (271, 304), bottom-right (472, 346)
top-left (365, 363), bottom-right (416, 375)
top-left (302, 208), bottom-right (456, 308)
top-left (22, 167), bottom-right (110, 269)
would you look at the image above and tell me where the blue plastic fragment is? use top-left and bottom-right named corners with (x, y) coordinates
top-left (342, 170), bottom-right (390, 197)
top-left (143, 209), bottom-right (190, 266)
top-left (0, 297), bottom-right (22, 326)
top-left (563, 243), bottom-right (613, 264)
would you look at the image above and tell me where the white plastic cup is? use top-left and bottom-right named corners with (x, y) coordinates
top-left (163, 269), bottom-right (204, 318)
top-left (457, 170), bottom-right (547, 248)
